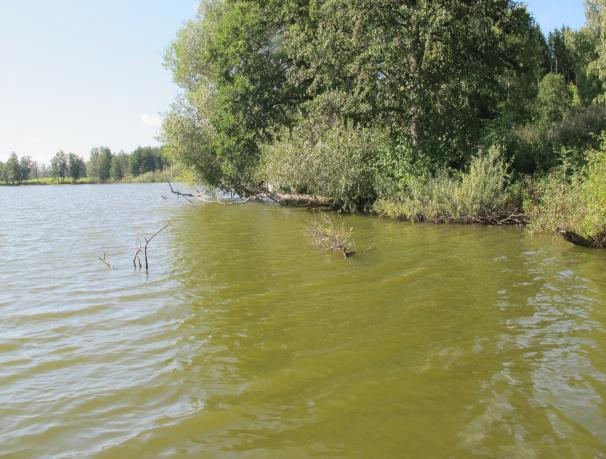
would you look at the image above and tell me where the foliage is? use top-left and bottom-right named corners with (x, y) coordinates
top-left (374, 148), bottom-right (513, 223)
top-left (50, 151), bottom-right (69, 182)
top-left (535, 73), bottom-right (572, 124)
top-left (88, 146), bottom-right (170, 183)
top-left (68, 153), bottom-right (86, 182)
top-left (129, 146), bottom-right (167, 176)
top-left (164, 0), bottom-right (546, 192)
top-left (260, 120), bottom-right (387, 211)
top-left (0, 153), bottom-right (33, 184)
top-left (525, 170), bottom-right (583, 234)
top-left (527, 141), bottom-right (606, 246)
top-left (110, 153), bottom-right (126, 181)
top-left (88, 147), bottom-right (112, 182)
top-left (158, 0), bottom-right (605, 244)
top-left (585, 0), bottom-right (606, 93)
top-left (163, 0), bottom-right (304, 194)
top-left (580, 149), bottom-right (606, 240)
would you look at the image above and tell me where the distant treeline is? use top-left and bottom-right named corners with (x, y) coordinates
top-left (0, 146), bottom-right (170, 184)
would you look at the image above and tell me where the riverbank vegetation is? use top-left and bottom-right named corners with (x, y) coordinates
top-left (0, 146), bottom-right (183, 185)
top-left (161, 1), bottom-right (606, 247)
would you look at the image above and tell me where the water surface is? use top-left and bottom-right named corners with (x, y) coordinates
top-left (1, 183), bottom-right (606, 457)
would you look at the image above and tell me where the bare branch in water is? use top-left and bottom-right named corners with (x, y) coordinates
top-left (142, 222), bottom-right (170, 273)
top-left (98, 253), bottom-right (113, 268)
top-left (133, 235), bottom-right (143, 270)
top-left (305, 211), bottom-right (356, 259)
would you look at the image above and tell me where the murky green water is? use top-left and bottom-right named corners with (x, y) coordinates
top-left (1, 183), bottom-right (606, 458)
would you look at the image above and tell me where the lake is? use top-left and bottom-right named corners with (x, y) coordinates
top-left (1, 183), bottom-right (606, 457)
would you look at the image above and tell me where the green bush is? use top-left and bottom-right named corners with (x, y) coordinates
top-left (580, 150), bottom-right (606, 241)
top-left (501, 105), bottom-right (606, 174)
top-left (374, 147), bottom-right (512, 223)
top-left (527, 145), bottom-right (606, 246)
top-left (525, 169), bottom-right (583, 234)
top-left (259, 121), bottom-right (388, 212)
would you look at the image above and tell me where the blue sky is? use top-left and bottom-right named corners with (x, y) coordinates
top-left (0, 0), bottom-right (588, 163)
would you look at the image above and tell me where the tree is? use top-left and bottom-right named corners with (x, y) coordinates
top-left (164, 0), bottom-right (308, 193)
top-left (68, 153), bottom-right (86, 181)
top-left (585, 0), bottom-right (606, 97)
top-left (30, 161), bottom-right (40, 179)
top-left (89, 147), bottom-right (112, 182)
top-left (549, 28), bottom-right (577, 82)
top-left (563, 27), bottom-right (603, 104)
top-left (18, 156), bottom-right (32, 183)
top-left (50, 151), bottom-right (68, 182)
top-left (5, 153), bottom-right (20, 184)
top-left (536, 73), bottom-right (572, 123)
top-left (110, 154), bottom-right (126, 180)
top-left (50, 152), bottom-right (68, 182)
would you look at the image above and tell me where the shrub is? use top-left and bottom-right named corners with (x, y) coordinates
top-left (259, 121), bottom-right (388, 212)
top-left (580, 150), bottom-right (606, 242)
top-left (502, 105), bottom-right (606, 174)
top-left (525, 169), bottom-right (583, 234)
top-left (527, 145), bottom-right (606, 246)
top-left (374, 147), bottom-right (513, 223)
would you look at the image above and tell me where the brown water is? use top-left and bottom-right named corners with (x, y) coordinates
top-left (1, 183), bottom-right (606, 458)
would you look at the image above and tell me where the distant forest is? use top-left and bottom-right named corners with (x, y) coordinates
top-left (0, 146), bottom-right (170, 184)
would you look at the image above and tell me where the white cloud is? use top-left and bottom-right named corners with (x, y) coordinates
top-left (141, 113), bottom-right (162, 129)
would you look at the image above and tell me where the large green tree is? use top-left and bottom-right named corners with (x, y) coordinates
top-left (164, 0), bottom-right (309, 193)
top-left (164, 0), bottom-right (547, 193)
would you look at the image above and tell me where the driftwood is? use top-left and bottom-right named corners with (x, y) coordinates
top-left (134, 222), bottom-right (170, 273)
top-left (561, 230), bottom-right (606, 248)
top-left (409, 210), bottom-right (528, 226)
top-left (165, 180), bottom-right (332, 208)
top-left (267, 192), bottom-right (332, 208)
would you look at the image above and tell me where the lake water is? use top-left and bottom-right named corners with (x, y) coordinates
top-left (1, 183), bottom-right (606, 458)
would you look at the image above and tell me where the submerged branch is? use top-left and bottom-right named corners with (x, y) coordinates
top-left (132, 222), bottom-right (170, 274)
top-left (305, 211), bottom-right (356, 259)
top-left (98, 253), bottom-right (112, 268)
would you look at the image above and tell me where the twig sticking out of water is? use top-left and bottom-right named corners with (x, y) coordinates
top-left (133, 222), bottom-right (170, 273)
top-left (98, 253), bottom-right (112, 268)
top-left (305, 212), bottom-right (355, 259)
top-left (133, 235), bottom-right (143, 271)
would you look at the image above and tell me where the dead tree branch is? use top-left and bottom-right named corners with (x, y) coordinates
top-left (142, 222), bottom-right (170, 273)
top-left (133, 235), bottom-right (143, 270)
top-left (98, 253), bottom-right (112, 268)
top-left (166, 179), bottom-right (196, 198)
